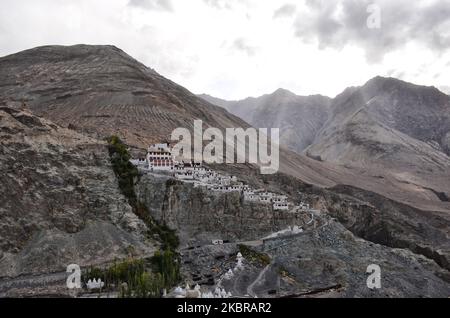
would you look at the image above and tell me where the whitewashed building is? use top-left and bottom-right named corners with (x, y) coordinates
top-left (272, 195), bottom-right (288, 203)
top-left (259, 192), bottom-right (274, 203)
top-left (273, 202), bottom-right (289, 211)
top-left (147, 143), bottom-right (176, 171)
top-left (212, 185), bottom-right (241, 193)
top-left (175, 171), bottom-right (195, 180)
top-left (243, 190), bottom-right (260, 202)
top-left (130, 158), bottom-right (148, 168)
top-left (131, 141), bottom-right (315, 216)
top-left (298, 202), bottom-right (310, 211)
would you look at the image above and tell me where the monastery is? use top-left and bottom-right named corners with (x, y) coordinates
top-left (131, 143), bottom-right (312, 212)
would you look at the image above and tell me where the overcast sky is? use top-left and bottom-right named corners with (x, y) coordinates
top-left (0, 0), bottom-right (449, 99)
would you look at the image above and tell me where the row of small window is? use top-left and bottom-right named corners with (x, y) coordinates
top-left (151, 162), bottom-right (173, 166)
top-left (148, 152), bottom-right (172, 156)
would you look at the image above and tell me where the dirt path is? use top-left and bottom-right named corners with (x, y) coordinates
top-left (246, 264), bottom-right (271, 298)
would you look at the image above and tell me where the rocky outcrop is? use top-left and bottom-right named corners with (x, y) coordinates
top-left (136, 173), bottom-right (308, 245)
top-left (133, 169), bottom-right (450, 297)
top-left (0, 106), bottom-right (156, 278)
top-left (260, 219), bottom-right (450, 298)
top-left (176, 201), bottom-right (450, 298)
top-left (319, 184), bottom-right (450, 272)
top-left (0, 46), bottom-right (449, 297)
top-left (239, 171), bottom-right (450, 273)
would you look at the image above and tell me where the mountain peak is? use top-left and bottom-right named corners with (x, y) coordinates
top-left (0, 44), bottom-right (249, 149)
top-left (272, 88), bottom-right (296, 96)
top-left (366, 75), bottom-right (403, 86)
top-left (363, 75), bottom-right (445, 96)
top-left (3, 44), bottom-right (119, 59)
top-left (0, 44), bottom-right (151, 74)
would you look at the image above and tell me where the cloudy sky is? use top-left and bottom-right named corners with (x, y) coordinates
top-left (0, 0), bottom-right (449, 99)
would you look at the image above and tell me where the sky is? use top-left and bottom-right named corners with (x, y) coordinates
top-left (0, 0), bottom-right (449, 100)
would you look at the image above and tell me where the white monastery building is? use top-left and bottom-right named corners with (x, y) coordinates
top-left (132, 142), bottom-right (314, 214)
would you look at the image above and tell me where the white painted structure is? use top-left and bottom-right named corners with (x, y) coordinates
top-left (272, 195), bottom-right (288, 203)
top-left (244, 190), bottom-right (260, 202)
top-left (130, 158), bottom-right (147, 168)
top-left (273, 202), bottom-right (289, 211)
top-left (212, 185), bottom-right (241, 193)
top-left (147, 143), bottom-right (176, 171)
top-left (297, 202), bottom-right (311, 211)
top-left (86, 278), bottom-right (105, 290)
top-left (259, 195), bottom-right (272, 203)
top-left (131, 141), bottom-right (317, 217)
top-left (175, 171), bottom-right (194, 180)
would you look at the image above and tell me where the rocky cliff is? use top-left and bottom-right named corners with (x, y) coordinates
top-left (0, 45), bottom-right (449, 298)
top-left (0, 106), bottom-right (155, 281)
top-left (133, 170), bottom-right (450, 297)
top-left (136, 173), bottom-right (309, 245)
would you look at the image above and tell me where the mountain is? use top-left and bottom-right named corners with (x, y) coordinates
top-left (0, 106), bottom-right (155, 281)
top-left (197, 93), bottom-right (232, 110)
top-left (1, 45), bottom-right (449, 210)
top-left (2, 45), bottom-right (448, 213)
top-left (200, 78), bottom-right (450, 211)
top-left (306, 76), bottom-right (450, 163)
top-left (0, 45), bottom-right (250, 150)
top-left (1, 46), bottom-right (450, 297)
top-left (0, 45), bottom-right (342, 190)
top-left (2, 106), bottom-right (448, 297)
top-left (200, 90), bottom-right (332, 153)
top-left (305, 77), bottom-right (450, 203)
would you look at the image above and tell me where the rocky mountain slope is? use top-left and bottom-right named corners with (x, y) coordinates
top-left (0, 45), bottom-right (250, 149)
top-left (0, 45), bottom-right (396, 207)
top-left (199, 90), bottom-right (332, 153)
top-left (306, 77), bottom-right (450, 164)
top-left (2, 45), bottom-right (449, 213)
top-left (0, 45), bottom-right (449, 297)
top-left (201, 78), bottom-right (450, 212)
top-left (0, 45), bottom-right (448, 208)
top-left (0, 106), bottom-right (155, 282)
top-left (201, 77), bottom-right (450, 161)
top-left (305, 77), bottom-right (450, 211)
top-left (135, 169), bottom-right (450, 297)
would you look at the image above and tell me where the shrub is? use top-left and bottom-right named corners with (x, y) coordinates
top-left (105, 136), bottom-right (181, 297)
top-left (238, 244), bottom-right (271, 266)
top-left (150, 250), bottom-right (181, 287)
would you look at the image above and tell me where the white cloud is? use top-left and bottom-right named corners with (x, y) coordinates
top-left (0, 0), bottom-right (448, 100)
top-left (128, 0), bottom-right (173, 11)
top-left (273, 4), bottom-right (297, 19)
